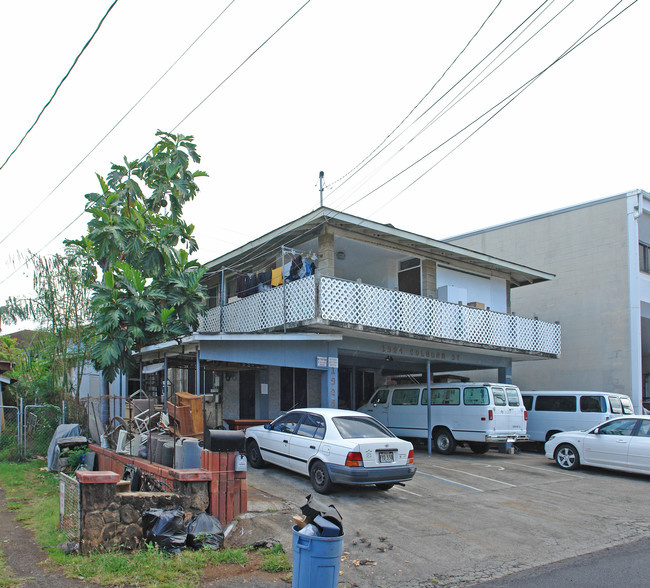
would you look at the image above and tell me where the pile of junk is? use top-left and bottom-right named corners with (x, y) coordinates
top-left (84, 389), bottom-right (235, 470)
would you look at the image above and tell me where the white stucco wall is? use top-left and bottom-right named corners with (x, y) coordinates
top-left (450, 197), bottom-right (633, 400)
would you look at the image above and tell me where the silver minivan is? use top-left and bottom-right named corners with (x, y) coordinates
top-left (358, 382), bottom-right (529, 454)
top-left (521, 390), bottom-right (636, 443)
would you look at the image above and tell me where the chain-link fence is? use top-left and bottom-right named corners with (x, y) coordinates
top-left (24, 404), bottom-right (62, 459)
top-left (59, 472), bottom-right (80, 542)
top-left (0, 405), bottom-right (21, 461)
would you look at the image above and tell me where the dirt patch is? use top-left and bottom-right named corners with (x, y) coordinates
top-left (200, 551), bottom-right (290, 587)
top-left (0, 487), bottom-right (95, 587)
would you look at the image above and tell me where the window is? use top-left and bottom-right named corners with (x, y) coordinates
top-left (371, 389), bottom-right (390, 405)
top-left (280, 367), bottom-right (307, 411)
top-left (271, 412), bottom-right (303, 434)
top-left (621, 397), bottom-right (634, 415)
top-left (580, 395), bottom-right (606, 413)
top-left (333, 416), bottom-right (394, 439)
top-left (640, 242), bottom-right (650, 274)
top-left (609, 396), bottom-right (623, 414)
top-left (493, 388), bottom-right (507, 406)
top-left (398, 258), bottom-right (421, 295)
top-left (391, 388), bottom-right (420, 406)
top-left (636, 420), bottom-right (650, 437)
top-left (505, 388), bottom-right (521, 407)
top-left (296, 413), bottom-right (326, 439)
top-left (598, 419), bottom-right (637, 436)
top-left (464, 387), bottom-right (489, 406)
top-left (423, 388), bottom-right (460, 405)
top-left (522, 395), bottom-right (533, 411)
top-left (535, 395), bottom-right (576, 412)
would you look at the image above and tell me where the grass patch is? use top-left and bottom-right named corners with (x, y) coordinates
top-left (0, 460), bottom-right (290, 587)
top-left (60, 543), bottom-right (250, 588)
top-left (259, 543), bottom-right (291, 573)
top-left (0, 550), bottom-right (19, 587)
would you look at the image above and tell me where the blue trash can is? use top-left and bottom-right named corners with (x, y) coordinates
top-left (292, 525), bottom-right (344, 588)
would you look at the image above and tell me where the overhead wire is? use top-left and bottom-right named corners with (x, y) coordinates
top-left (358, 0), bottom-right (639, 218)
top-left (228, 0), bottom-right (640, 272)
top-left (325, 0), bottom-right (555, 210)
top-left (0, 0), bottom-right (311, 288)
top-left (323, 0), bottom-right (506, 195)
top-left (0, 0), bottom-right (119, 172)
top-left (334, 0), bottom-right (571, 209)
top-left (0, 0), bottom-right (237, 249)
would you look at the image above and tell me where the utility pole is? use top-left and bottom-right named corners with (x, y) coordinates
top-left (319, 171), bottom-right (324, 207)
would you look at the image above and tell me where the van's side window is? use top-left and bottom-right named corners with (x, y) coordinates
top-left (371, 389), bottom-right (390, 405)
top-left (621, 397), bottom-right (634, 414)
top-left (609, 396), bottom-right (623, 414)
top-left (505, 388), bottom-right (521, 406)
top-left (580, 395), bottom-right (606, 413)
top-left (522, 395), bottom-right (533, 411)
top-left (492, 388), bottom-right (507, 406)
top-left (423, 388), bottom-right (460, 405)
top-left (464, 387), bottom-right (489, 406)
top-left (392, 388), bottom-right (419, 406)
top-left (535, 395), bottom-right (576, 412)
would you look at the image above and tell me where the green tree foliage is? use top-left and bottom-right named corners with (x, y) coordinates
top-left (67, 131), bottom-right (208, 382)
top-left (2, 249), bottom-right (95, 403)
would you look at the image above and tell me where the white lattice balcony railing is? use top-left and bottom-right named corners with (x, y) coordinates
top-left (197, 275), bottom-right (561, 356)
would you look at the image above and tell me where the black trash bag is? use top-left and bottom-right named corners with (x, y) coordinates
top-left (142, 507), bottom-right (187, 554)
top-left (300, 494), bottom-right (343, 535)
top-left (186, 512), bottom-right (224, 550)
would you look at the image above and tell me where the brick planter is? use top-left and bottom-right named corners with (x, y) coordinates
top-left (90, 444), bottom-right (247, 526)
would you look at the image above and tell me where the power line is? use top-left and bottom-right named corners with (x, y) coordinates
top-left (335, 0), bottom-right (571, 210)
top-left (0, 0), bottom-right (237, 250)
top-left (233, 0), bottom-right (640, 270)
top-left (325, 0), bottom-right (556, 210)
top-left (0, 0), bottom-right (119, 172)
top-left (352, 0), bottom-right (639, 217)
top-left (0, 0), bottom-right (312, 288)
top-left (324, 0), bottom-right (507, 196)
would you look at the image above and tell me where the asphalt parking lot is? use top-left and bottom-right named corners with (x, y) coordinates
top-left (236, 445), bottom-right (650, 587)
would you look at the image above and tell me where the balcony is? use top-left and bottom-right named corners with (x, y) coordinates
top-left (197, 275), bottom-right (561, 356)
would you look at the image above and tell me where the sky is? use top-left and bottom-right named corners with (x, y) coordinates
top-left (1, 0), bottom-right (648, 334)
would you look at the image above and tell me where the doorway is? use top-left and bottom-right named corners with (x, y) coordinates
top-left (239, 370), bottom-right (256, 419)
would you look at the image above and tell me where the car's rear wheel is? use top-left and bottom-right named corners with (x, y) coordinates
top-left (246, 439), bottom-right (265, 468)
top-left (555, 443), bottom-right (580, 470)
top-left (433, 428), bottom-right (457, 455)
top-left (469, 442), bottom-right (489, 454)
top-left (375, 483), bottom-right (394, 491)
top-left (310, 460), bottom-right (334, 494)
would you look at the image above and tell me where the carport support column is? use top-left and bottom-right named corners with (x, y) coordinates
top-left (321, 364), bottom-right (338, 409)
top-left (498, 365), bottom-right (512, 385)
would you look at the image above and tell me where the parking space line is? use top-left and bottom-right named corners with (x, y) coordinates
top-left (425, 464), bottom-right (516, 487)
top-left (416, 470), bottom-right (483, 492)
top-left (513, 462), bottom-right (582, 478)
top-left (395, 486), bottom-right (423, 497)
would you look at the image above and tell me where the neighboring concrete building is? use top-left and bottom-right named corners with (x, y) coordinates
top-left (137, 207), bottom-right (561, 425)
top-left (448, 190), bottom-right (650, 412)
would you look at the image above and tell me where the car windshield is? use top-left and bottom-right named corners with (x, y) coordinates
top-left (332, 416), bottom-right (395, 439)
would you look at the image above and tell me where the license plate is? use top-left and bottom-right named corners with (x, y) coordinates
top-left (378, 450), bottom-right (394, 463)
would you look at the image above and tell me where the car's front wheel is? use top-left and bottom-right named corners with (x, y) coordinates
top-left (433, 428), bottom-right (457, 455)
top-left (310, 460), bottom-right (334, 494)
top-left (246, 439), bottom-right (265, 469)
top-left (555, 443), bottom-right (580, 470)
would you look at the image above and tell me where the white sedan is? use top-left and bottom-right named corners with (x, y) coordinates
top-left (244, 408), bottom-right (416, 494)
top-left (545, 415), bottom-right (650, 474)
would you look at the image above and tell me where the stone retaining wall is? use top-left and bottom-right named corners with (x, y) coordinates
top-left (76, 470), bottom-right (210, 554)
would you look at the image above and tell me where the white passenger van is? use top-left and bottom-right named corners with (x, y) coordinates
top-left (521, 390), bottom-right (635, 443)
top-left (357, 382), bottom-right (528, 454)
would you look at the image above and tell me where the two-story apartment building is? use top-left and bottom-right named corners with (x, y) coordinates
top-left (448, 189), bottom-right (650, 413)
top-left (137, 207), bottom-right (560, 425)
